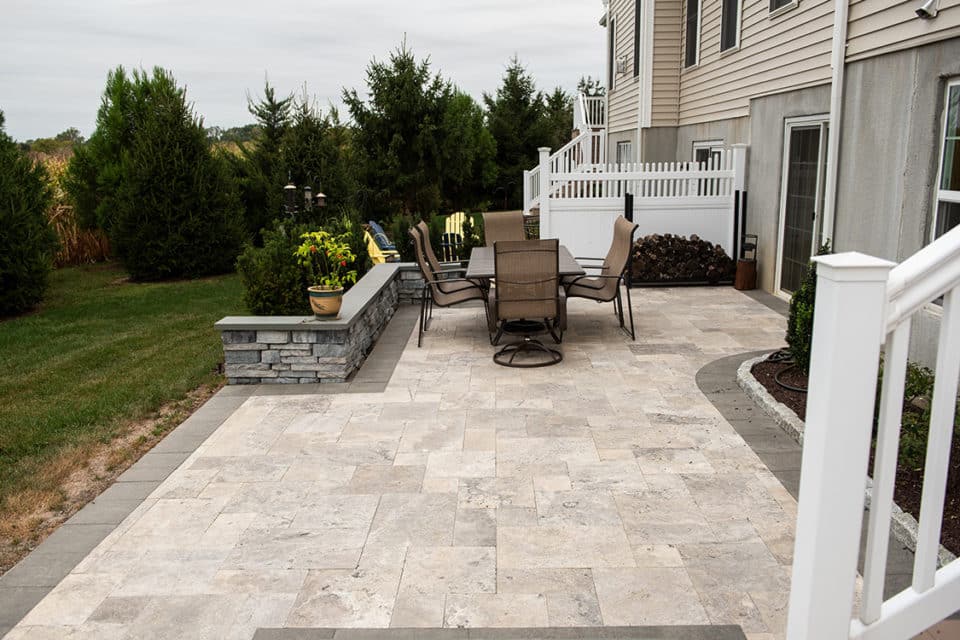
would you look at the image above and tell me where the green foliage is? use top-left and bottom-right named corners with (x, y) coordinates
top-left (280, 98), bottom-right (358, 221)
top-left (483, 58), bottom-right (550, 209)
top-left (440, 91), bottom-right (497, 211)
top-left (344, 41), bottom-right (451, 217)
top-left (226, 82), bottom-right (293, 239)
top-left (236, 222), bottom-right (313, 315)
top-left (65, 67), bottom-right (138, 232)
top-left (543, 88), bottom-right (574, 153)
top-left (382, 214), bottom-right (415, 262)
top-left (875, 360), bottom-right (960, 474)
top-left (109, 68), bottom-right (244, 280)
top-left (294, 230), bottom-right (358, 290)
top-left (0, 111), bottom-right (57, 315)
top-left (577, 76), bottom-right (606, 97)
top-left (786, 243), bottom-right (830, 374)
top-left (461, 213), bottom-right (484, 254)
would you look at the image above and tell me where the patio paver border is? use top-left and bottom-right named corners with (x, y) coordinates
top-left (251, 626), bottom-right (747, 639)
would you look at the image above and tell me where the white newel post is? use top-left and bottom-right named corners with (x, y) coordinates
top-left (523, 170), bottom-right (531, 214)
top-left (785, 253), bottom-right (895, 640)
top-left (732, 144), bottom-right (747, 192)
top-left (538, 147), bottom-right (552, 238)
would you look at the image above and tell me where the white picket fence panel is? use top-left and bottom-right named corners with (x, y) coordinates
top-left (786, 224), bottom-right (960, 640)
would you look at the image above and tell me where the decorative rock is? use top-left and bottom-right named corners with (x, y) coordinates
top-left (261, 350), bottom-right (281, 364)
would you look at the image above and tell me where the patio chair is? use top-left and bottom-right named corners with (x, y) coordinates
top-left (414, 221), bottom-right (486, 289)
top-left (563, 215), bottom-right (639, 340)
top-left (483, 211), bottom-right (526, 246)
top-left (409, 225), bottom-right (487, 348)
top-left (487, 239), bottom-right (567, 367)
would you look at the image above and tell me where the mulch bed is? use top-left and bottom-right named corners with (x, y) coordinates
top-left (751, 357), bottom-right (959, 556)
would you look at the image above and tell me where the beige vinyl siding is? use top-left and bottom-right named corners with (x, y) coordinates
top-left (608, 0), bottom-right (640, 134)
top-left (652, 0), bottom-right (683, 126)
top-left (676, 0), bottom-right (833, 126)
top-left (846, 0), bottom-right (960, 62)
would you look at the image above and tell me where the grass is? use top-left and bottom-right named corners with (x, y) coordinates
top-left (0, 262), bottom-right (244, 559)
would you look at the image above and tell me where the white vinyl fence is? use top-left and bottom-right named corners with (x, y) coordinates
top-left (786, 224), bottom-right (960, 640)
top-left (533, 146), bottom-right (747, 260)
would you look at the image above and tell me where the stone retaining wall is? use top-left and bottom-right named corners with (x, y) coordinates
top-left (216, 263), bottom-right (420, 384)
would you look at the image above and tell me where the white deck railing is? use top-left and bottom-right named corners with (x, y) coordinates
top-left (786, 224), bottom-right (960, 640)
top-left (574, 93), bottom-right (606, 130)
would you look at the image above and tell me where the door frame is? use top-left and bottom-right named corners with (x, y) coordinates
top-left (775, 114), bottom-right (830, 299)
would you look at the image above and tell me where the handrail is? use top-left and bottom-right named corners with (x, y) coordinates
top-left (885, 224), bottom-right (960, 330)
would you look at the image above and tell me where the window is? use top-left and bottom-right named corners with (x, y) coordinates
top-left (684, 0), bottom-right (700, 68)
top-left (693, 140), bottom-right (723, 166)
top-left (608, 16), bottom-right (617, 90)
top-left (935, 80), bottom-right (960, 238)
top-left (721, 0), bottom-right (741, 51)
top-left (633, 0), bottom-right (642, 77)
top-left (770, 0), bottom-right (795, 12)
top-left (617, 141), bottom-right (634, 166)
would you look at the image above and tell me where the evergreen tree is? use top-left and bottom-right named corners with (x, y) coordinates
top-left (0, 111), bottom-right (57, 315)
top-left (65, 66), bottom-right (137, 231)
top-left (577, 76), bottom-right (606, 97)
top-left (344, 41), bottom-right (451, 217)
top-left (440, 90), bottom-right (497, 211)
top-left (483, 58), bottom-right (547, 209)
top-left (279, 97), bottom-right (358, 223)
top-left (111, 68), bottom-right (244, 280)
top-left (227, 81), bottom-right (293, 239)
top-left (543, 88), bottom-right (574, 152)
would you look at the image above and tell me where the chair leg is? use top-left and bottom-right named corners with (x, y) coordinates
top-left (624, 278), bottom-right (636, 341)
top-left (615, 287), bottom-right (626, 329)
top-left (418, 291), bottom-right (427, 348)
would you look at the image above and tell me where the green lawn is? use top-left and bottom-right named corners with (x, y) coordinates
top-left (0, 263), bottom-right (244, 507)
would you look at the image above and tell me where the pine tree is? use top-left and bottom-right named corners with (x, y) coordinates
top-left (111, 68), bottom-right (244, 280)
top-left (0, 110), bottom-right (57, 315)
top-left (483, 58), bottom-right (548, 209)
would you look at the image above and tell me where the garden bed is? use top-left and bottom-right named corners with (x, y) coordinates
top-left (751, 357), bottom-right (959, 556)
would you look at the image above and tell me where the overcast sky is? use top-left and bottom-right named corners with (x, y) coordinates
top-left (0, 0), bottom-right (606, 141)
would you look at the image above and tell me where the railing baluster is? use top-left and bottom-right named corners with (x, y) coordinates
top-left (913, 286), bottom-right (960, 592)
top-left (861, 319), bottom-right (911, 624)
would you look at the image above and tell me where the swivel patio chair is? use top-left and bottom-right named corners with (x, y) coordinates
top-left (487, 239), bottom-right (567, 367)
top-left (483, 211), bottom-right (526, 246)
top-left (409, 225), bottom-right (487, 348)
top-left (563, 215), bottom-right (639, 340)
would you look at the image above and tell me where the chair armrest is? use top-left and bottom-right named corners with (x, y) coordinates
top-left (574, 256), bottom-right (605, 261)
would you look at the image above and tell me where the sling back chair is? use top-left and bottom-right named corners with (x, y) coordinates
top-left (563, 215), bottom-right (639, 340)
top-left (482, 211), bottom-right (526, 246)
top-left (487, 239), bottom-right (567, 367)
top-left (409, 225), bottom-right (487, 348)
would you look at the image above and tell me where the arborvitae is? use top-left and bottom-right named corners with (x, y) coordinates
top-left (0, 110), bottom-right (57, 315)
top-left (112, 68), bottom-right (244, 280)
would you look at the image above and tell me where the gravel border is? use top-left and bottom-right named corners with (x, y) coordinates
top-left (737, 352), bottom-right (956, 569)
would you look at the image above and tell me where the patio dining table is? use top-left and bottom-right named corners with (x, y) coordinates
top-left (465, 244), bottom-right (586, 280)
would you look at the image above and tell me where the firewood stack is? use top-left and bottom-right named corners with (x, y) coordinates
top-left (630, 234), bottom-right (736, 284)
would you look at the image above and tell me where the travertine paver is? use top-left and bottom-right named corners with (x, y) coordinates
top-left (7, 287), bottom-right (791, 640)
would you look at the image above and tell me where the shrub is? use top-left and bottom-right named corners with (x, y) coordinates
top-left (40, 156), bottom-right (110, 266)
top-left (237, 222), bottom-right (312, 315)
top-left (786, 242), bottom-right (830, 374)
top-left (295, 230), bottom-right (358, 290)
top-left (111, 68), bottom-right (244, 280)
top-left (0, 111), bottom-right (57, 316)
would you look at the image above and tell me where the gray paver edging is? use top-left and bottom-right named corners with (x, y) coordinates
top-left (736, 353), bottom-right (956, 568)
top-left (252, 626), bottom-right (747, 639)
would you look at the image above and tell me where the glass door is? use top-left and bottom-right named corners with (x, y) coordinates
top-left (777, 119), bottom-right (828, 295)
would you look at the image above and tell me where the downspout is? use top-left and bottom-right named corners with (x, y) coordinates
top-left (822, 0), bottom-right (850, 246)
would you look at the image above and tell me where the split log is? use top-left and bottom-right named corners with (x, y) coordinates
top-left (631, 233), bottom-right (736, 283)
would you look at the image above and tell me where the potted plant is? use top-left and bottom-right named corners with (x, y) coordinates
top-left (295, 230), bottom-right (358, 319)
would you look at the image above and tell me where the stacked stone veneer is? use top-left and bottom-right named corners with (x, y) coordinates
top-left (217, 263), bottom-right (423, 384)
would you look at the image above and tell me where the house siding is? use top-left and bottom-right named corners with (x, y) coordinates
top-left (846, 0), bottom-right (960, 62)
top-left (652, 0), bottom-right (683, 127)
top-left (608, 0), bottom-right (639, 134)
top-left (677, 0), bottom-right (833, 126)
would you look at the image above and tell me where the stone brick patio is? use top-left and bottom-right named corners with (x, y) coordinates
top-left (4, 287), bottom-right (797, 639)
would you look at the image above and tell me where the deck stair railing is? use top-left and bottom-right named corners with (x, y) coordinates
top-left (786, 224), bottom-right (960, 640)
top-left (524, 92), bottom-right (607, 213)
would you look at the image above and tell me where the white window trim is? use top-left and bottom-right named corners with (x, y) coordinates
top-left (616, 140), bottom-right (635, 166)
top-left (684, 0), bottom-right (702, 70)
top-left (769, 0), bottom-right (799, 19)
top-left (933, 78), bottom-right (960, 241)
top-left (692, 140), bottom-right (724, 163)
top-left (720, 0), bottom-right (743, 53)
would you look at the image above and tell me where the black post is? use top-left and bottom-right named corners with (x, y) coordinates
top-left (624, 192), bottom-right (634, 222)
top-left (740, 191), bottom-right (748, 259)
top-left (733, 190), bottom-right (741, 260)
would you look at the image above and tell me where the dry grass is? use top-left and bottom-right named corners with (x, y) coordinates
top-left (35, 154), bottom-right (111, 267)
top-left (0, 381), bottom-right (221, 574)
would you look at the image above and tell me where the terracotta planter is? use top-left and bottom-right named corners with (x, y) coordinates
top-left (307, 286), bottom-right (344, 319)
